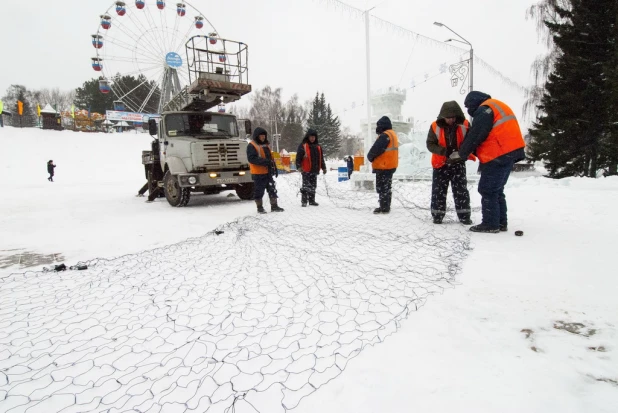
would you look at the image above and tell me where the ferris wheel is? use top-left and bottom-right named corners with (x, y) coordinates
top-left (91, 1), bottom-right (218, 114)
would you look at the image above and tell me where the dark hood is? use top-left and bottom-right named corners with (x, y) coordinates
top-left (436, 101), bottom-right (466, 127)
top-left (464, 91), bottom-right (492, 117)
top-left (376, 116), bottom-right (393, 134)
top-left (302, 128), bottom-right (319, 144)
top-left (252, 127), bottom-right (269, 143)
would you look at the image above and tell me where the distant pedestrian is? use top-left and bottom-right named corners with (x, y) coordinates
top-left (47, 160), bottom-right (56, 182)
top-left (296, 128), bottom-right (327, 207)
top-left (345, 155), bottom-right (354, 178)
top-left (367, 116), bottom-right (399, 214)
top-left (0, 99), bottom-right (4, 127)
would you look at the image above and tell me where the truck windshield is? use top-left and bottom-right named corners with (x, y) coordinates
top-left (164, 113), bottom-right (238, 138)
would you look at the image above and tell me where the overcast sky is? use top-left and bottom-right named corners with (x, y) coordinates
top-left (0, 0), bottom-right (546, 132)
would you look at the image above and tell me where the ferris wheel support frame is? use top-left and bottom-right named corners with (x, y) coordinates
top-left (159, 67), bottom-right (183, 113)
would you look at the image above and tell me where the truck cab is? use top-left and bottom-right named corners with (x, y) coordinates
top-left (147, 112), bottom-right (254, 206)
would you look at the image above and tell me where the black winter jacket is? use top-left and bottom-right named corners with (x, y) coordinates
top-left (296, 129), bottom-right (326, 174)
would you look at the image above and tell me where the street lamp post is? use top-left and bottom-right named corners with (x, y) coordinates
top-left (434, 22), bottom-right (473, 93)
top-left (364, 8), bottom-right (375, 166)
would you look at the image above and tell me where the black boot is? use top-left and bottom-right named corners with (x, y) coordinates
top-left (301, 191), bottom-right (307, 207)
top-left (459, 215), bottom-right (473, 225)
top-left (308, 195), bottom-right (319, 206)
top-left (256, 199), bottom-right (267, 214)
top-left (373, 207), bottom-right (384, 214)
top-left (270, 197), bottom-right (284, 212)
top-left (470, 224), bottom-right (500, 233)
top-left (379, 198), bottom-right (390, 214)
top-left (500, 223), bottom-right (508, 232)
top-left (433, 216), bottom-right (443, 224)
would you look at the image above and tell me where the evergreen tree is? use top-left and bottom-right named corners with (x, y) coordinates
top-left (75, 78), bottom-right (116, 114)
top-left (602, 7), bottom-right (618, 175)
top-left (306, 92), bottom-right (342, 157)
top-left (280, 95), bottom-right (306, 152)
top-left (528, 0), bottom-right (617, 177)
top-left (75, 75), bottom-right (159, 114)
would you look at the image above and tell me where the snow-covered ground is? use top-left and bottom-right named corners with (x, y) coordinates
top-left (0, 128), bottom-right (616, 412)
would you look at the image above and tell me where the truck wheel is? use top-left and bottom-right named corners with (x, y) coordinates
top-left (164, 171), bottom-right (191, 207)
top-left (235, 183), bottom-right (254, 200)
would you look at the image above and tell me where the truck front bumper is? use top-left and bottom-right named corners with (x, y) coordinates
top-left (177, 171), bottom-right (253, 187)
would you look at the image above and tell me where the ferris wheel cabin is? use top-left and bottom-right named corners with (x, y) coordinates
top-left (99, 78), bottom-right (111, 94)
top-left (100, 15), bottom-right (111, 30)
top-left (115, 2), bottom-right (127, 16)
top-left (92, 57), bottom-right (103, 72)
top-left (91, 35), bottom-right (103, 49)
top-left (135, 0), bottom-right (145, 9)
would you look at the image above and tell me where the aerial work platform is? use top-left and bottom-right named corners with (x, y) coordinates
top-left (162, 35), bottom-right (252, 112)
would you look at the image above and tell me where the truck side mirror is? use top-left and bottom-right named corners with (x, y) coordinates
top-left (148, 119), bottom-right (158, 136)
top-left (244, 120), bottom-right (251, 135)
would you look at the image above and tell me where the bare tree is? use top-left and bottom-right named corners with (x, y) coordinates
top-left (338, 127), bottom-right (363, 158)
top-left (36, 88), bottom-right (76, 111)
top-left (248, 86), bottom-right (284, 136)
top-left (523, 0), bottom-right (572, 120)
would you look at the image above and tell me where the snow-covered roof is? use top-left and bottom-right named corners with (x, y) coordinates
top-left (115, 121), bottom-right (131, 127)
top-left (40, 104), bottom-right (57, 114)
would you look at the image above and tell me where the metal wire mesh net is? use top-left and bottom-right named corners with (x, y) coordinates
top-left (0, 174), bottom-right (474, 413)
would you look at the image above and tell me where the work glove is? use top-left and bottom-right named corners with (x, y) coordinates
top-left (322, 169), bottom-right (327, 175)
top-left (270, 161), bottom-right (278, 177)
top-left (447, 151), bottom-right (463, 164)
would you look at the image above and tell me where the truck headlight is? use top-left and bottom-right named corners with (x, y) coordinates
top-left (188, 176), bottom-right (197, 185)
top-left (209, 173), bottom-right (218, 178)
top-left (239, 171), bottom-right (246, 176)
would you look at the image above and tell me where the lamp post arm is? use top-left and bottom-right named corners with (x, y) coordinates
top-left (441, 24), bottom-right (472, 47)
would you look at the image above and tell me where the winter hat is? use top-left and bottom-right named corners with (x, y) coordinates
top-left (375, 116), bottom-right (393, 134)
top-left (464, 91), bottom-right (491, 117)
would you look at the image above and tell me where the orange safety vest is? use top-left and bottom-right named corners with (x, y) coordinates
top-left (476, 99), bottom-right (526, 164)
top-left (249, 141), bottom-right (269, 175)
top-left (430, 120), bottom-right (476, 169)
top-left (371, 129), bottom-right (399, 170)
top-left (301, 143), bottom-right (322, 173)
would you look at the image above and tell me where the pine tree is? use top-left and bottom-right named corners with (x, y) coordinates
top-left (528, 0), bottom-right (617, 177)
top-left (74, 75), bottom-right (159, 114)
top-left (280, 97), bottom-right (305, 152)
top-left (75, 78), bottom-right (116, 114)
top-left (306, 92), bottom-right (342, 158)
top-left (601, 6), bottom-right (618, 175)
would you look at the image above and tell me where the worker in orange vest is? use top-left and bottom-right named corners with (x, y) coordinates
top-left (296, 128), bottom-right (327, 207)
top-left (454, 91), bottom-right (526, 233)
top-left (246, 127), bottom-right (284, 214)
top-left (367, 116), bottom-right (399, 214)
top-left (426, 101), bottom-right (475, 225)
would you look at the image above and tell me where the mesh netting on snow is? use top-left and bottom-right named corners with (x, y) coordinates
top-left (0, 174), bottom-right (475, 413)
